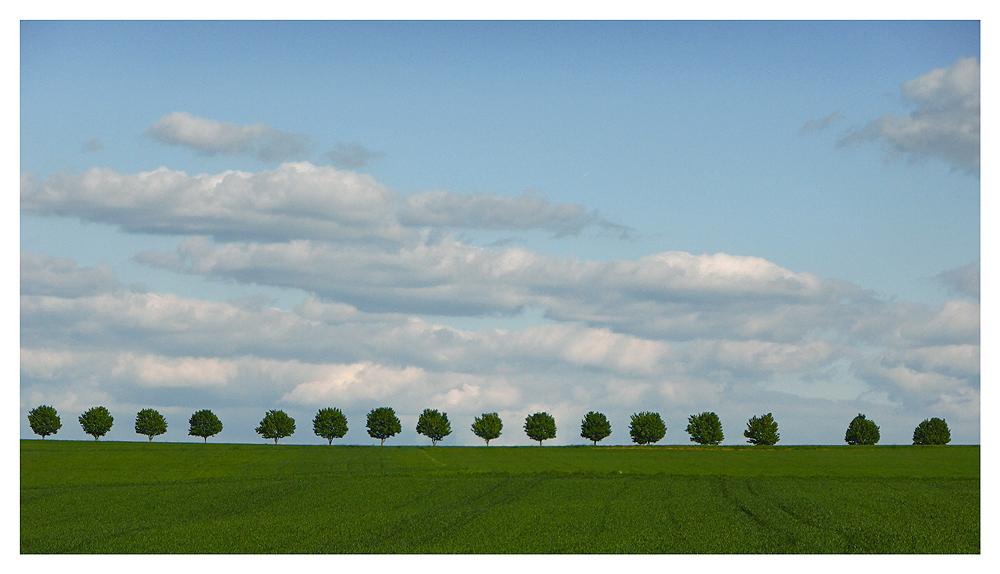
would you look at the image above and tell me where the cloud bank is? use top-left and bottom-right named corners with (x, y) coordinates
top-left (20, 159), bottom-right (979, 444)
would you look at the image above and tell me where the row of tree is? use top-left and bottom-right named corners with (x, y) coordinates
top-left (26, 405), bottom-right (954, 446)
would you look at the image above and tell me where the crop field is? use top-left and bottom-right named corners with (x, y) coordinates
top-left (20, 440), bottom-right (979, 554)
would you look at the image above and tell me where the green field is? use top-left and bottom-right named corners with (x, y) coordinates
top-left (20, 440), bottom-right (979, 554)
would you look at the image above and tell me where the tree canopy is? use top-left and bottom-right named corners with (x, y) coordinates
top-left (313, 407), bottom-right (348, 445)
top-left (524, 412), bottom-right (556, 445)
top-left (256, 409), bottom-right (296, 444)
top-left (471, 412), bottom-right (503, 445)
top-left (416, 408), bottom-right (452, 446)
top-left (135, 408), bottom-right (168, 441)
top-left (580, 411), bottom-right (612, 445)
top-left (686, 411), bottom-right (724, 445)
top-left (844, 413), bottom-right (880, 445)
top-left (629, 411), bottom-right (666, 445)
top-left (28, 405), bottom-right (62, 440)
top-left (744, 413), bottom-right (780, 446)
top-left (367, 407), bottom-right (402, 446)
top-left (188, 409), bottom-right (223, 442)
top-left (79, 406), bottom-right (114, 440)
top-left (913, 417), bottom-right (951, 445)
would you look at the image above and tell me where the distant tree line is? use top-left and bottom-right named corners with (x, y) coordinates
top-left (25, 405), bottom-right (955, 446)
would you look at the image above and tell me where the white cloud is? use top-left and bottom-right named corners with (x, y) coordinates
top-left (280, 362), bottom-right (427, 405)
top-left (111, 353), bottom-right (238, 388)
top-left (135, 237), bottom-right (861, 341)
top-left (144, 111), bottom-right (315, 162)
top-left (839, 57), bottom-right (980, 174)
top-left (22, 163), bottom-right (406, 243)
top-left (22, 162), bottom-right (629, 241)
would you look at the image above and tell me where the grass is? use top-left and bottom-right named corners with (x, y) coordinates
top-left (20, 440), bottom-right (979, 553)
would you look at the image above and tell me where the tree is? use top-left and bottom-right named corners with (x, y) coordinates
top-left (913, 417), bottom-right (951, 445)
top-left (744, 413), bottom-right (780, 446)
top-left (188, 409), bottom-right (223, 443)
top-left (844, 413), bottom-right (880, 445)
top-left (523, 412), bottom-right (557, 445)
top-left (367, 407), bottom-right (401, 446)
top-left (134, 408), bottom-right (168, 441)
top-left (580, 411), bottom-right (611, 445)
top-left (686, 411), bottom-right (724, 445)
top-left (79, 406), bottom-right (114, 440)
top-left (629, 411), bottom-right (666, 445)
top-left (471, 412), bottom-right (503, 445)
top-left (416, 408), bottom-right (452, 446)
top-left (256, 410), bottom-right (296, 444)
top-left (313, 407), bottom-right (348, 445)
top-left (27, 405), bottom-right (61, 440)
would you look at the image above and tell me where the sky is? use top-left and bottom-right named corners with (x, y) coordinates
top-left (18, 19), bottom-right (981, 447)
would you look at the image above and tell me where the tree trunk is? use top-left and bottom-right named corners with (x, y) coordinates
top-left (149, 436), bottom-right (153, 442)
top-left (204, 436), bottom-right (207, 443)
top-left (381, 438), bottom-right (385, 446)
top-left (275, 437), bottom-right (279, 445)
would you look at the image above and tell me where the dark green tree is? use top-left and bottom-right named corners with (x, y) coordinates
top-left (188, 409), bottom-right (223, 443)
top-left (912, 417), bottom-right (951, 445)
top-left (523, 412), bottom-right (557, 445)
top-left (134, 408), bottom-right (168, 441)
top-left (744, 413), bottom-right (780, 446)
top-left (686, 411), bottom-right (724, 445)
top-left (416, 408), bottom-right (452, 446)
top-left (367, 407), bottom-right (401, 446)
top-left (844, 413), bottom-right (880, 445)
top-left (313, 407), bottom-right (348, 445)
top-left (471, 412), bottom-right (503, 445)
top-left (256, 409), bottom-right (296, 444)
top-left (79, 406), bottom-right (114, 440)
top-left (580, 411), bottom-right (612, 445)
top-left (27, 405), bottom-right (61, 440)
top-left (629, 411), bottom-right (666, 445)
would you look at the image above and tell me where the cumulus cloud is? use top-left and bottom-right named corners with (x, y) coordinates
top-left (21, 162), bottom-right (629, 241)
top-left (839, 57), bottom-right (980, 174)
top-left (798, 111), bottom-right (844, 135)
top-left (325, 142), bottom-right (387, 169)
top-left (21, 163), bottom-right (406, 243)
top-left (934, 260), bottom-right (979, 300)
top-left (19, 157), bottom-right (980, 443)
top-left (144, 111), bottom-right (315, 162)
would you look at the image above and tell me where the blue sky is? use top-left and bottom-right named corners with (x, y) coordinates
top-left (19, 20), bottom-right (980, 446)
